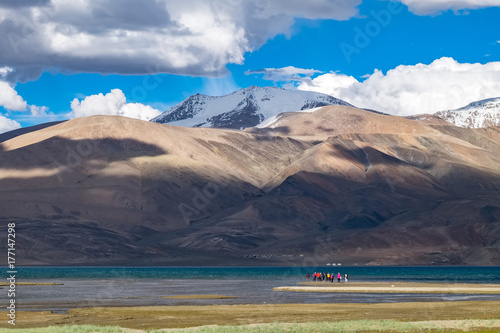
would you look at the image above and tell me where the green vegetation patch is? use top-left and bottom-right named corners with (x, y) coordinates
top-left (152, 319), bottom-right (500, 332)
top-left (2, 319), bottom-right (500, 333)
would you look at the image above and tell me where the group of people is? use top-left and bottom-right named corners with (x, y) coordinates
top-left (307, 272), bottom-right (348, 283)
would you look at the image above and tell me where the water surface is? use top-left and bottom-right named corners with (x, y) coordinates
top-left (13, 266), bottom-right (500, 311)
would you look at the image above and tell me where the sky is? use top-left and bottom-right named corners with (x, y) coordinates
top-left (1, 0), bottom-right (500, 133)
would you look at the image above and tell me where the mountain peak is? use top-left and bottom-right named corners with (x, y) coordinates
top-left (457, 97), bottom-right (500, 110)
top-left (150, 86), bottom-right (353, 129)
top-left (239, 85), bottom-right (277, 92)
top-left (434, 97), bottom-right (500, 128)
top-left (243, 85), bottom-right (263, 91)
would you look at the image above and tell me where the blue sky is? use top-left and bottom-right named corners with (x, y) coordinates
top-left (1, 0), bottom-right (500, 131)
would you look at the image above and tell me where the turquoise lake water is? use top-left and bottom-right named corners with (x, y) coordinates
top-left (10, 266), bottom-right (500, 311)
top-left (18, 266), bottom-right (500, 283)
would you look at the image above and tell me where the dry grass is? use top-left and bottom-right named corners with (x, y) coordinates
top-left (2, 301), bottom-right (500, 330)
top-left (155, 319), bottom-right (500, 333)
top-left (3, 319), bottom-right (500, 333)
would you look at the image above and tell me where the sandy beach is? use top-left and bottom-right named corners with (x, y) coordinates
top-left (274, 282), bottom-right (500, 294)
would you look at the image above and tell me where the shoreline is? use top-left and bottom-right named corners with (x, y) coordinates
top-left (274, 281), bottom-right (500, 294)
top-left (0, 282), bottom-right (63, 286)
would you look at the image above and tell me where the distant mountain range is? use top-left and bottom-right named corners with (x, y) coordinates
top-left (1, 104), bottom-right (500, 266)
top-left (151, 86), bottom-right (353, 129)
top-left (2, 87), bottom-right (500, 266)
top-left (434, 97), bottom-right (500, 128)
top-left (152, 86), bottom-right (500, 130)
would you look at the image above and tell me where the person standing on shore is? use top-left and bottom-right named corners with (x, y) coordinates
top-left (337, 272), bottom-right (341, 283)
top-left (345, 273), bottom-right (348, 282)
top-left (306, 273), bottom-right (310, 281)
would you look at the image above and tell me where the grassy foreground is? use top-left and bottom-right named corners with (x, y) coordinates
top-left (2, 319), bottom-right (500, 333)
top-left (2, 301), bottom-right (500, 330)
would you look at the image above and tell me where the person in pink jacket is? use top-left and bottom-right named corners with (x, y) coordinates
top-left (337, 272), bottom-right (341, 283)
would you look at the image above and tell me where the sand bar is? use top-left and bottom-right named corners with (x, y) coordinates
top-left (162, 295), bottom-right (238, 299)
top-left (0, 282), bottom-right (63, 286)
top-left (274, 282), bottom-right (500, 294)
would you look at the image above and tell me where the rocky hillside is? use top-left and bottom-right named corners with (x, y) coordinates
top-left (1, 106), bottom-right (500, 266)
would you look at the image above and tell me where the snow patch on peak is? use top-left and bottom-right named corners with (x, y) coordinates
top-left (457, 97), bottom-right (500, 111)
top-left (434, 97), bottom-right (500, 128)
top-left (151, 86), bottom-right (353, 129)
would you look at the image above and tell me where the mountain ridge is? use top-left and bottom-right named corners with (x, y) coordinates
top-left (434, 97), bottom-right (500, 128)
top-left (1, 106), bottom-right (500, 266)
top-left (151, 86), bottom-right (353, 129)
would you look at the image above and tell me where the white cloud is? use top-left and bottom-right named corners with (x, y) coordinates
top-left (29, 105), bottom-right (50, 117)
top-left (0, 68), bottom-right (50, 119)
top-left (298, 71), bottom-right (358, 97)
top-left (397, 0), bottom-right (500, 15)
top-left (0, 67), bottom-right (13, 78)
top-left (0, 114), bottom-right (21, 134)
top-left (251, 0), bottom-right (360, 20)
top-left (0, 0), bottom-right (361, 83)
top-left (0, 80), bottom-right (28, 111)
top-left (298, 57), bottom-right (500, 115)
top-left (70, 89), bottom-right (161, 121)
top-left (246, 66), bottom-right (323, 84)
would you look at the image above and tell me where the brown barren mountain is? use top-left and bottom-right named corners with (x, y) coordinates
top-left (1, 106), bottom-right (500, 266)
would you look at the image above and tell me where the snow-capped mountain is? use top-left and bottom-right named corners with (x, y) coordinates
top-left (434, 97), bottom-right (500, 128)
top-left (150, 86), bottom-right (353, 129)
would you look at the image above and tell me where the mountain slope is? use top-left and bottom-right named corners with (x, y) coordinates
top-left (434, 97), bottom-right (500, 128)
top-left (0, 121), bottom-right (66, 143)
top-left (150, 86), bottom-right (353, 129)
top-left (1, 107), bottom-right (500, 266)
top-left (248, 105), bottom-right (444, 140)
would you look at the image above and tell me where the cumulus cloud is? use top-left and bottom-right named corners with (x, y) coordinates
top-left (298, 57), bottom-right (500, 115)
top-left (0, 67), bottom-right (51, 120)
top-left (397, 0), bottom-right (500, 15)
top-left (0, 0), bottom-right (361, 83)
top-left (246, 66), bottom-right (323, 84)
top-left (251, 0), bottom-right (360, 20)
top-left (0, 67), bottom-right (13, 77)
top-left (70, 89), bottom-right (161, 121)
top-left (29, 105), bottom-right (50, 116)
top-left (0, 80), bottom-right (28, 111)
top-left (0, 115), bottom-right (21, 134)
